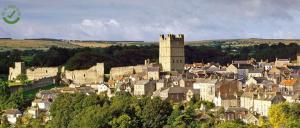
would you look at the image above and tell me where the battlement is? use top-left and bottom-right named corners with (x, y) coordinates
top-left (160, 34), bottom-right (184, 41)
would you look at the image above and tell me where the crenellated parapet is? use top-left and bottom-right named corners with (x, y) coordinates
top-left (160, 34), bottom-right (184, 41)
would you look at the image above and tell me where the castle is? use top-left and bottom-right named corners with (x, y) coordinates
top-left (159, 34), bottom-right (185, 72)
top-left (8, 62), bottom-right (58, 81)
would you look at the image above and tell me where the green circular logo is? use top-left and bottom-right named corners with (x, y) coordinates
top-left (2, 5), bottom-right (21, 24)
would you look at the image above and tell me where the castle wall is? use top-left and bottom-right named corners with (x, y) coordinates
top-left (109, 65), bottom-right (147, 80)
top-left (26, 67), bottom-right (59, 81)
top-left (8, 62), bottom-right (58, 81)
top-left (64, 63), bottom-right (104, 85)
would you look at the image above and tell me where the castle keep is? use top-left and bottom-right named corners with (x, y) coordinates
top-left (159, 34), bottom-right (185, 72)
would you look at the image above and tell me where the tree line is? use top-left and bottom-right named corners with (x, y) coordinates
top-left (0, 43), bottom-right (300, 76)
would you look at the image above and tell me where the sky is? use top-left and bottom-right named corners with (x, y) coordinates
top-left (1, 0), bottom-right (300, 41)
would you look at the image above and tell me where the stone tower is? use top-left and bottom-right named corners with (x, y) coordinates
top-left (8, 62), bottom-right (25, 80)
top-left (159, 34), bottom-right (185, 72)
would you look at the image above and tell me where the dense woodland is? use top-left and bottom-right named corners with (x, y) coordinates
top-left (1, 92), bottom-right (298, 128)
top-left (0, 43), bottom-right (299, 75)
top-left (1, 43), bottom-right (300, 127)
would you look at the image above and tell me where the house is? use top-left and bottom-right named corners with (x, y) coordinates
top-left (248, 69), bottom-right (264, 78)
top-left (96, 83), bottom-right (110, 94)
top-left (242, 113), bottom-right (259, 125)
top-left (159, 86), bottom-right (187, 102)
top-left (147, 67), bottom-right (160, 80)
top-left (224, 107), bottom-right (248, 121)
top-left (214, 79), bottom-right (240, 109)
top-left (156, 79), bottom-right (165, 90)
top-left (279, 78), bottom-right (298, 94)
top-left (27, 107), bottom-right (39, 119)
top-left (193, 78), bottom-right (219, 102)
top-left (154, 86), bottom-right (199, 102)
top-left (240, 92), bottom-right (256, 110)
top-left (32, 99), bottom-right (51, 110)
top-left (275, 58), bottom-right (290, 67)
top-left (226, 64), bottom-right (254, 80)
top-left (2, 109), bottom-right (22, 124)
top-left (179, 78), bottom-right (196, 88)
top-left (253, 92), bottom-right (286, 116)
top-left (134, 80), bottom-right (155, 96)
top-left (245, 77), bottom-right (267, 86)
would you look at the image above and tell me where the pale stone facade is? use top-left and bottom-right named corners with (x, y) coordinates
top-left (64, 63), bottom-right (104, 85)
top-left (110, 65), bottom-right (147, 80)
top-left (159, 34), bottom-right (185, 72)
top-left (8, 62), bottom-right (58, 81)
top-left (26, 67), bottom-right (58, 81)
top-left (8, 62), bottom-right (25, 80)
top-left (193, 78), bottom-right (218, 102)
top-left (134, 80), bottom-right (155, 96)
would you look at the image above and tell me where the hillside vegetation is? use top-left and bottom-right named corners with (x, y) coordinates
top-left (0, 39), bottom-right (81, 51)
top-left (187, 38), bottom-right (300, 47)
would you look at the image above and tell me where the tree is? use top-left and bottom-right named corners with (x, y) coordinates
top-left (140, 97), bottom-right (172, 128)
top-left (110, 114), bottom-right (135, 128)
top-left (216, 120), bottom-right (246, 128)
top-left (16, 74), bottom-right (28, 84)
top-left (268, 103), bottom-right (288, 128)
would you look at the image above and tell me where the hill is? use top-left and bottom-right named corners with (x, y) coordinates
top-left (0, 39), bottom-right (81, 51)
top-left (186, 38), bottom-right (300, 47)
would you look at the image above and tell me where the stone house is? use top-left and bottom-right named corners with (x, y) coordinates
top-left (224, 107), bottom-right (248, 121)
top-left (279, 78), bottom-right (298, 93)
top-left (248, 69), bottom-right (264, 78)
top-left (2, 109), bottom-right (22, 124)
top-left (193, 78), bottom-right (219, 102)
top-left (242, 113), bottom-right (259, 125)
top-left (32, 99), bottom-right (51, 110)
top-left (253, 92), bottom-right (286, 116)
top-left (226, 64), bottom-right (254, 80)
top-left (156, 79), bottom-right (165, 90)
top-left (27, 107), bottom-right (39, 119)
top-left (240, 92), bottom-right (256, 111)
top-left (245, 77), bottom-right (268, 86)
top-left (214, 79), bottom-right (240, 109)
top-left (147, 67), bottom-right (160, 80)
top-left (179, 78), bottom-right (196, 88)
top-left (154, 86), bottom-right (199, 102)
top-left (134, 80), bottom-right (155, 96)
top-left (275, 58), bottom-right (290, 67)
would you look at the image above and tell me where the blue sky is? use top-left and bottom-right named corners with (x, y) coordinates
top-left (1, 0), bottom-right (300, 41)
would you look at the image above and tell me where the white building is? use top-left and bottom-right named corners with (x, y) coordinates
top-left (193, 78), bottom-right (218, 102)
top-left (3, 109), bottom-right (22, 124)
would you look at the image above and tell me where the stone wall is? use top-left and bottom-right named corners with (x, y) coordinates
top-left (26, 67), bottom-right (59, 81)
top-left (8, 62), bottom-right (58, 81)
top-left (63, 63), bottom-right (104, 85)
top-left (9, 77), bottom-right (56, 92)
top-left (109, 65), bottom-right (147, 80)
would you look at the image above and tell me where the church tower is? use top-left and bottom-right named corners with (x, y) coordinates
top-left (159, 34), bottom-right (185, 72)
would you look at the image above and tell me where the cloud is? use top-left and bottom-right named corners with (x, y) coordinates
top-left (1, 0), bottom-right (300, 41)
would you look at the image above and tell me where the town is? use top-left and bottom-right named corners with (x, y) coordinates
top-left (1, 34), bottom-right (299, 128)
